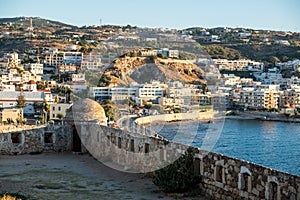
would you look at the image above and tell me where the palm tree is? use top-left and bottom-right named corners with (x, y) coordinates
top-left (43, 98), bottom-right (50, 124)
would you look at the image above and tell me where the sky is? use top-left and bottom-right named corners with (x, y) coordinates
top-left (0, 0), bottom-right (299, 32)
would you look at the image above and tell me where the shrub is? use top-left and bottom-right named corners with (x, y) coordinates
top-left (0, 192), bottom-right (28, 200)
top-left (152, 147), bottom-right (201, 193)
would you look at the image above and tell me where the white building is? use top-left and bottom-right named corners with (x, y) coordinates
top-left (90, 81), bottom-right (167, 102)
top-left (22, 80), bottom-right (37, 92)
top-left (2, 53), bottom-right (21, 67)
top-left (49, 103), bottom-right (73, 120)
top-left (137, 83), bottom-right (165, 100)
top-left (90, 87), bottom-right (138, 102)
top-left (214, 59), bottom-right (264, 71)
top-left (0, 91), bottom-right (45, 115)
top-left (239, 86), bottom-right (280, 109)
top-left (82, 53), bottom-right (101, 70)
top-left (71, 73), bottom-right (85, 82)
top-left (66, 45), bottom-right (77, 51)
top-left (158, 97), bottom-right (184, 107)
top-left (26, 63), bottom-right (43, 75)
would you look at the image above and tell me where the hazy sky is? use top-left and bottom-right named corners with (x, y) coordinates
top-left (1, 0), bottom-right (299, 31)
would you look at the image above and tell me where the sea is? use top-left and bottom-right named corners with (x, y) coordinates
top-left (147, 119), bottom-right (300, 176)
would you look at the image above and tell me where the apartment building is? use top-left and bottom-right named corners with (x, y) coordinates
top-left (137, 83), bottom-right (166, 100)
top-left (280, 88), bottom-right (300, 108)
top-left (82, 53), bottom-right (101, 70)
top-left (214, 59), bottom-right (263, 71)
top-left (71, 73), bottom-right (85, 82)
top-left (2, 53), bottom-right (21, 68)
top-left (26, 63), bottom-right (43, 75)
top-left (44, 52), bottom-right (83, 67)
top-left (63, 52), bottom-right (83, 66)
top-left (90, 87), bottom-right (138, 102)
top-left (239, 87), bottom-right (280, 109)
top-left (158, 97), bottom-right (184, 107)
top-left (90, 82), bottom-right (166, 102)
top-left (44, 52), bottom-right (64, 66)
top-left (191, 94), bottom-right (211, 105)
top-left (57, 64), bottom-right (77, 74)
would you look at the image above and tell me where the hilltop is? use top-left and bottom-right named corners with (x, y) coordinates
top-left (98, 53), bottom-right (205, 87)
top-left (0, 16), bottom-right (76, 28)
top-left (0, 16), bottom-right (300, 66)
top-left (186, 27), bottom-right (300, 66)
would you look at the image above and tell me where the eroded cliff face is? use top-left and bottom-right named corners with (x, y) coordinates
top-left (99, 55), bottom-right (206, 87)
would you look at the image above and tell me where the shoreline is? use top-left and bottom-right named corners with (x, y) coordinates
top-left (226, 111), bottom-right (300, 123)
top-left (135, 111), bottom-right (300, 126)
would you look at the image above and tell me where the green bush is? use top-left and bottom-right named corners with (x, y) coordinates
top-left (152, 147), bottom-right (201, 193)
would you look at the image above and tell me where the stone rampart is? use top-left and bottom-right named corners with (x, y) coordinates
top-left (78, 123), bottom-right (300, 200)
top-left (0, 125), bottom-right (72, 155)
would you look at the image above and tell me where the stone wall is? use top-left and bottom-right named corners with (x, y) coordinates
top-left (134, 111), bottom-right (215, 125)
top-left (0, 125), bottom-right (73, 155)
top-left (77, 123), bottom-right (300, 200)
top-left (1, 122), bottom-right (299, 199)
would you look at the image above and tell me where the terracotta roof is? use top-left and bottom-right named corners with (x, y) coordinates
top-left (28, 80), bottom-right (36, 84)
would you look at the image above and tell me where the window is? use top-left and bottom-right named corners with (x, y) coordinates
top-left (44, 132), bottom-right (53, 143)
top-left (144, 143), bottom-right (150, 154)
top-left (194, 158), bottom-right (201, 175)
top-left (130, 139), bottom-right (134, 152)
top-left (111, 135), bottom-right (116, 145)
top-left (118, 137), bottom-right (122, 148)
top-left (215, 165), bottom-right (223, 182)
top-left (53, 107), bottom-right (55, 111)
top-left (52, 114), bottom-right (55, 118)
top-left (269, 181), bottom-right (279, 200)
top-left (11, 132), bottom-right (22, 144)
top-left (58, 107), bottom-right (61, 111)
top-left (241, 173), bottom-right (250, 191)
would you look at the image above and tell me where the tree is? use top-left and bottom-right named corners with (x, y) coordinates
top-left (153, 147), bottom-right (201, 193)
top-left (37, 83), bottom-right (46, 90)
top-left (144, 104), bottom-right (152, 110)
top-left (128, 98), bottom-right (137, 107)
top-left (16, 93), bottom-right (26, 119)
top-left (43, 98), bottom-right (50, 123)
top-left (16, 93), bottom-right (26, 109)
top-left (56, 113), bottom-right (64, 120)
top-left (269, 56), bottom-right (280, 64)
top-left (54, 96), bottom-right (60, 103)
top-left (201, 84), bottom-right (208, 94)
top-left (104, 105), bottom-right (120, 122)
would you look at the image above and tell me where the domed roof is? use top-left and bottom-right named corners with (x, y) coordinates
top-left (71, 98), bottom-right (107, 125)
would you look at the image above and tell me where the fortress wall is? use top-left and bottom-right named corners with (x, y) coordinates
top-left (1, 123), bottom-right (299, 199)
top-left (79, 123), bottom-right (300, 200)
top-left (0, 125), bottom-right (73, 155)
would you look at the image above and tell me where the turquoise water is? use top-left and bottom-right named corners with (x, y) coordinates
top-left (148, 119), bottom-right (300, 176)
